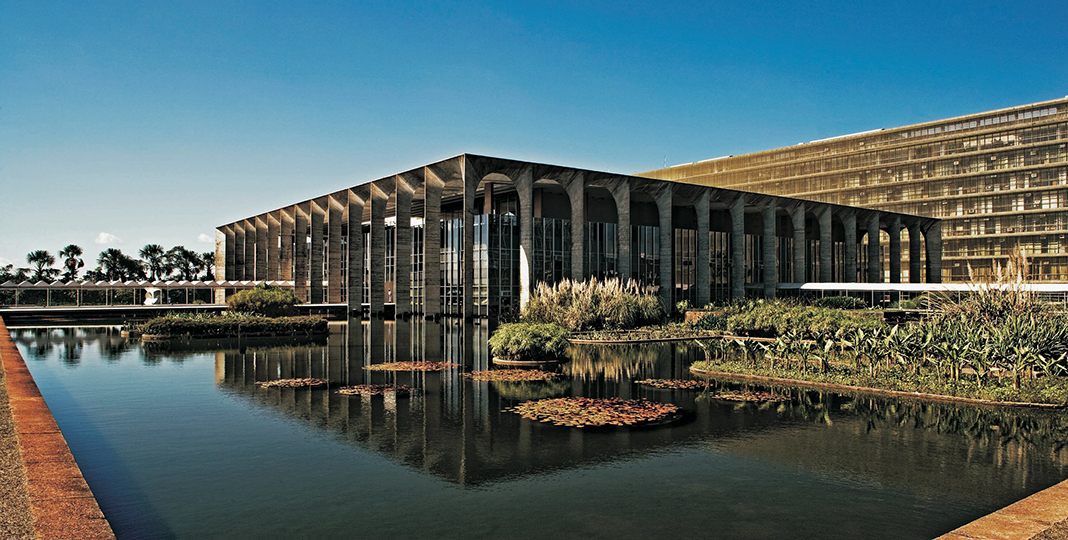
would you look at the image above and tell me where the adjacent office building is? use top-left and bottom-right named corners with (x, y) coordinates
top-left (641, 97), bottom-right (1068, 282)
top-left (215, 154), bottom-right (938, 318)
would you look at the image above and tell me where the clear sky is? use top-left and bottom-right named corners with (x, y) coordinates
top-left (2, 1), bottom-right (1067, 270)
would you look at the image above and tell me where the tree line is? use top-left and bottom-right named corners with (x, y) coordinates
top-left (0, 244), bottom-right (216, 283)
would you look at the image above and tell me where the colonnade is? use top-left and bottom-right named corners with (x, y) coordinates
top-left (216, 155), bottom-right (942, 318)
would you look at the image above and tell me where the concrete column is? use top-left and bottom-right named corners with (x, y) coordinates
top-left (908, 223), bottom-right (922, 283)
top-left (255, 216), bottom-right (268, 281)
top-left (267, 212), bottom-right (280, 281)
top-left (762, 202), bottom-right (777, 298)
top-left (394, 178), bottom-right (413, 316)
top-left (346, 190), bottom-right (365, 314)
top-left (462, 160), bottom-right (478, 319)
top-left (567, 174), bottom-right (585, 281)
top-left (844, 212), bottom-right (857, 282)
top-left (310, 199), bottom-right (326, 303)
top-left (867, 213), bottom-right (881, 283)
top-left (695, 191), bottom-right (710, 306)
top-left (327, 195), bottom-right (343, 303)
top-left (293, 204), bottom-right (309, 301)
top-left (369, 184), bottom-right (387, 317)
top-left (243, 220), bottom-right (255, 281)
top-left (730, 195), bottom-right (745, 299)
top-left (818, 209), bottom-right (832, 282)
top-left (888, 215), bottom-right (902, 283)
top-left (517, 169), bottom-right (535, 309)
top-left (224, 225), bottom-right (236, 281)
top-left (655, 186), bottom-right (673, 309)
top-left (214, 229), bottom-right (227, 302)
top-left (612, 181), bottom-right (631, 281)
top-left (925, 221), bottom-right (943, 283)
top-left (791, 204), bottom-right (805, 283)
top-left (280, 208), bottom-right (294, 282)
top-left (423, 170), bottom-right (443, 318)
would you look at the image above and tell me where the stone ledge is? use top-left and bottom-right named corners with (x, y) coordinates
top-left (0, 317), bottom-right (115, 539)
top-left (937, 477), bottom-right (1068, 539)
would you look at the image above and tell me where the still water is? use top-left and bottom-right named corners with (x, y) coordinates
top-left (11, 322), bottom-right (1068, 539)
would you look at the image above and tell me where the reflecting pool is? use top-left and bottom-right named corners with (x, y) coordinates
top-left (11, 322), bottom-right (1068, 539)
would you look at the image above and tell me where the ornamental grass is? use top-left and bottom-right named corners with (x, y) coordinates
top-left (507, 397), bottom-right (679, 428)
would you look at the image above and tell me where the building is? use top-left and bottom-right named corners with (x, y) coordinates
top-left (215, 154), bottom-right (939, 318)
top-left (641, 97), bottom-right (1068, 282)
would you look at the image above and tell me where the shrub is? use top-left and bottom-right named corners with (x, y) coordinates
top-left (138, 312), bottom-right (327, 338)
top-left (488, 322), bottom-right (570, 362)
top-left (693, 311), bottom-right (727, 331)
top-left (725, 301), bottom-right (885, 339)
top-left (522, 278), bottom-right (664, 331)
top-left (812, 296), bottom-right (867, 310)
top-left (226, 284), bottom-right (301, 316)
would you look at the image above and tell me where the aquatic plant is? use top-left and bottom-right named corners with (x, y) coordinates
top-left (256, 378), bottom-right (330, 388)
top-left (337, 384), bottom-right (413, 397)
top-left (463, 369), bottom-right (559, 382)
top-left (636, 379), bottom-right (706, 390)
top-left (488, 322), bottom-right (569, 362)
top-left (508, 397), bottom-right (680, 428)
top-left (365, 361), bottom-right (459, 371)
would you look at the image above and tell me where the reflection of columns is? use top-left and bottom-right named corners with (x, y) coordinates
top-left (730, 195), bottom-right (745, 299)
top-left (818, 208), bottom-right (832, 282)
top-left (655, 186), bottom-right (673, 308)
top-left (280, 208), bottom-right (294, 282)
top-left (867, 213), bottom-right (881, 283)
top-left (347, 190), bottom-right (365, 314)
top-left (267, 212), bottom-right (280, 281)
top-left (394, 178), bottom-right (413, 316)
top-left (925, 221), bottom-right (943, 283)
top-left (293, 204), bottom-right (309, 301)
top-left (908, 223), bottom-right (922, 283)
top-left (888, 215), bottom-right (901, 283)
top-left (423, 170), bottom-right (443, 318)
top-left (395, 320), bottom-right (411, 363)
top-left (762, 202), bottom-right (777, 298)
top-left (567, 174), bottom-right (585, 281)
top-left (224, 225), bottom-right (236, 281)
top-left (791, 205), bottom-right (805, 283)
top-left (612, 181), bottom-right (631, 281)
top-left (517, 169), bottom-right (534, 309)
top-left (844, 211), bottom-right (857, 283)
top-left (327, 196), bottom-right (343, 303)
top-left (695, 191), bottom-right (710, 306)
top-left (369, 185), bottom-right (387, 317)
top-left (255, 216), bottom-right (268, 281)
top-left (310, 199), bottom-right (326, 303)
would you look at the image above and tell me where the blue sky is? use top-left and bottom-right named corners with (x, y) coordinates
top-left (2, 1), bottom-right (1067, 270)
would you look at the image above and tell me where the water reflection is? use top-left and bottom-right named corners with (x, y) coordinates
top-left (14, 322), bottom-right (1068, 508)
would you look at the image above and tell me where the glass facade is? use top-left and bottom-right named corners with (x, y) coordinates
top-left (643, 99), bottom-right (1068, 281)
top-left (631, 225), bottom-right (660, 288)
top-left (584, 222), bottom-right (619, 280)
top-left (532, 217), bottom-right (571, 285)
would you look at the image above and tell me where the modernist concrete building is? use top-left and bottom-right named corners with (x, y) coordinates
top-left (642, 97), bottom-right (1068, 282)
top-left (216, 155), bottom-right (939, 318)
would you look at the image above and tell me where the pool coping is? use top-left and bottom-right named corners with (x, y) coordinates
top-left (936, 477), bottom-right (1068, 540)
top-left (0, 317), bottom-right (115, 539)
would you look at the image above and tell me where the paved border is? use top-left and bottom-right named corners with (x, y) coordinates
top-left (937, 478), bottom-right (1068, 539)
top-left (0, 317), bottom-right (114, 539)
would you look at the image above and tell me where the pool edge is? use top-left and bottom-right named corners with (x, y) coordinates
top-left (0, 317), bottom-right (115, 539)
top-left (936, 476), bottom-right (1068, 539)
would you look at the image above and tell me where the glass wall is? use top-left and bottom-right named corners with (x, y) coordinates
top-left (584, 222), bottom-right (618, 280)
top-left (532, 217), bottom-right (571, 286)
top-left (631, 225), bottom-right (660, 289)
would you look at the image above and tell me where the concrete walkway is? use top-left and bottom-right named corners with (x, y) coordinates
top-left (0, 318), bottom-right (114, 539)
top-left (0, 326), bottom-right (35, 539)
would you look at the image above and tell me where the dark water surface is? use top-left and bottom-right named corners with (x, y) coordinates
top-left (11, 322), bottom-right (1068, 539)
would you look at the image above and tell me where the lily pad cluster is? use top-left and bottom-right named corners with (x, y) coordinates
top-left (714, 391), bottom-right (788, 403)
top-left (337, 384), bottom-right (413, 397)
top-left (508, 397), bottom-right (679, 428)
top-left (365, 361), bottom-right (459, 371)
top-left (256, 378), bottom-right (330, 389)
top-left (636, 378), bottom-right (706, 390)
top-left (464, 369), bottom-right (559, 382)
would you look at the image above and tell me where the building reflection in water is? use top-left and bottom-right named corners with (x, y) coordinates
top-left (203, 319), bottom-right (1068, 504)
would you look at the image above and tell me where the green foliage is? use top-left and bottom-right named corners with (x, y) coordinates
top-left (226, 284), bottom-right (301, 316)
top-left (693, 311), bottom-right (728, 331)
top-left (488, 322), bottom-right (570, 362)
top-left (724, 301), bottom-right (885, 339)
top-left (521, 278), bottom-right (664, 331)
top-left (137, 312), bottom-right (327, 338)
top-left (812, 296), bottom-right (867, 310)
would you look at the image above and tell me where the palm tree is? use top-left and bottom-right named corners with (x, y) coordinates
top-left (26, 250), bottom-right (58, 282)
top-left (165, 246), bottom-right (200, 281)
top-left (97, 248), bottom-right (129, 281)
top-left (200, 252), bottom-right (215, 280)
top-left (58, 244), bottom-right (85, 282)
top-left (139, 244), bottom-right (166, 280)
